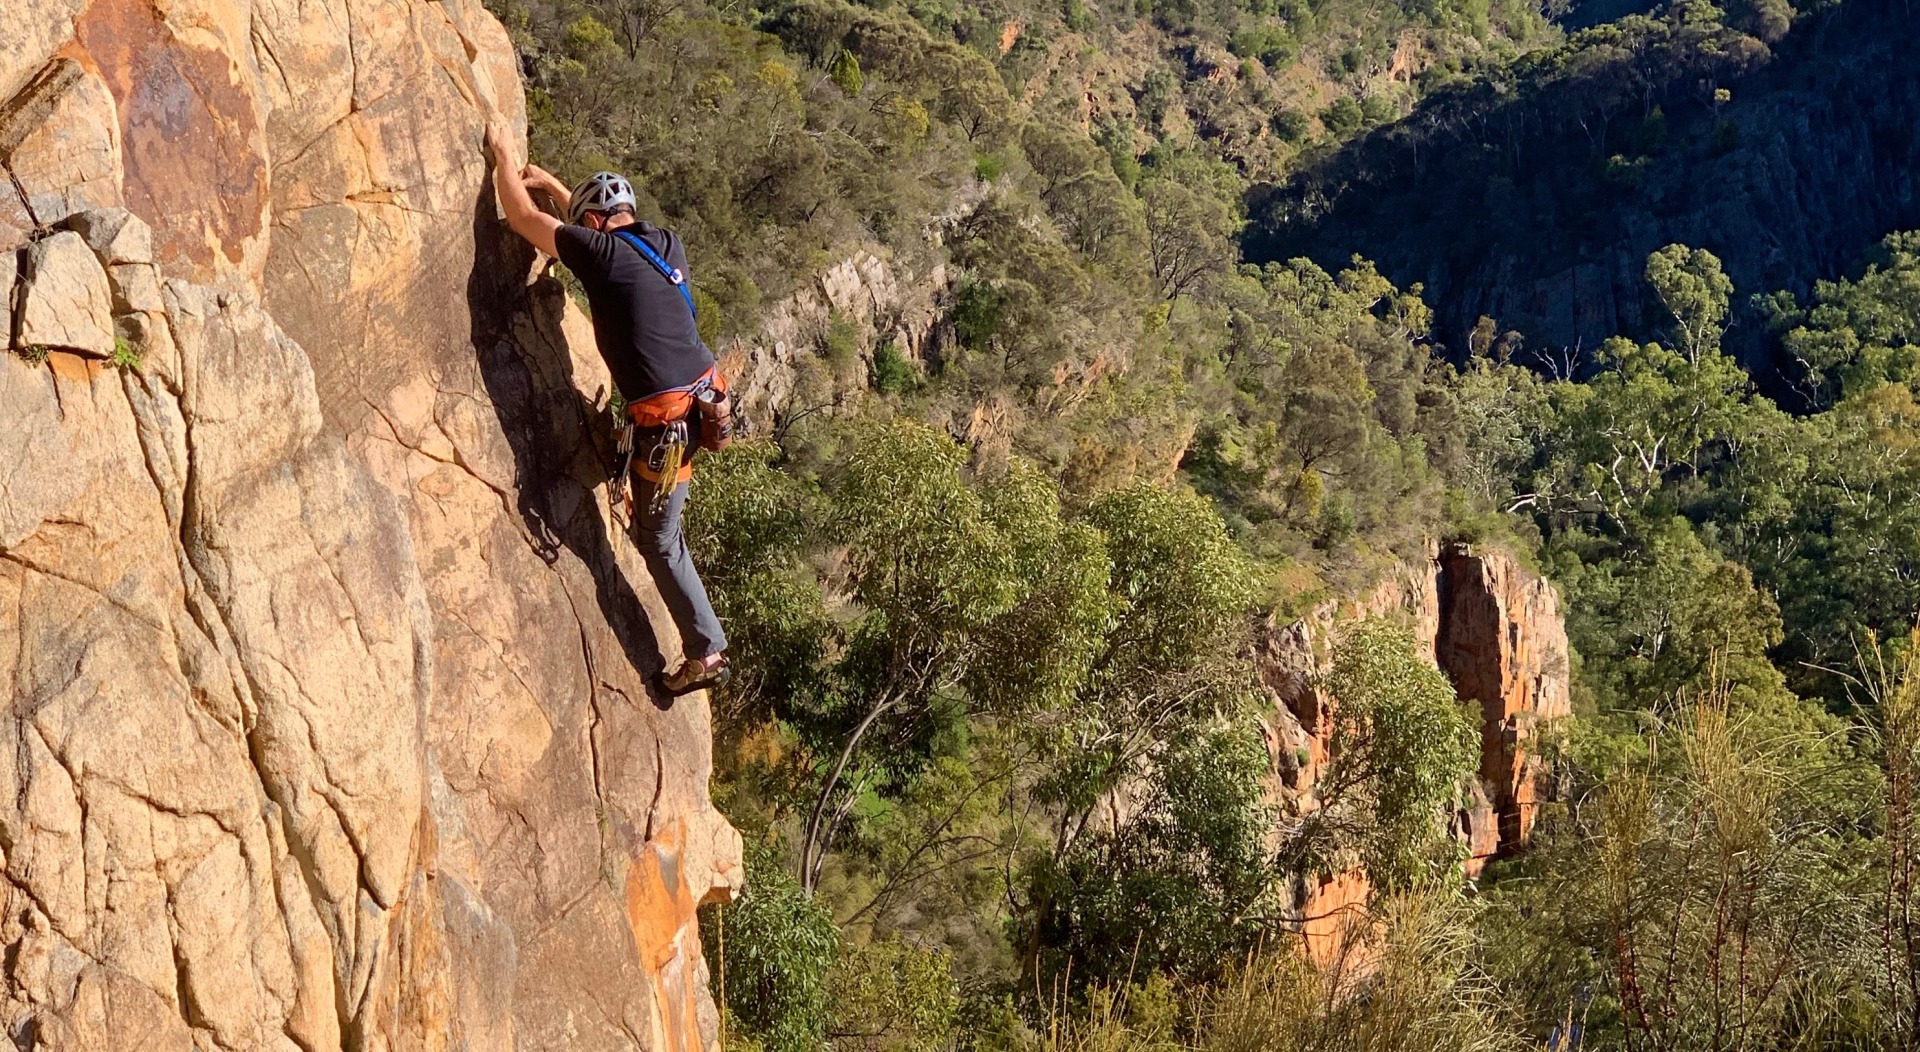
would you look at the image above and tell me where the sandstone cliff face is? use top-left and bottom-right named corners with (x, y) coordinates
top-left (1258, 543), bottom-right (1569, 961)
top-left (1, 3), bottom-right (740, 1049)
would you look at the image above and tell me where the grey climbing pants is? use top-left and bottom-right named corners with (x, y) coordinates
top-left (630, 481), bottom-right (727, 661)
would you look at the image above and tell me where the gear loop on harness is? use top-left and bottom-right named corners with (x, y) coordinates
top-left (618, 366), bottom-right (730, 515)
top-left (608, 412), bottom-right (639, 526)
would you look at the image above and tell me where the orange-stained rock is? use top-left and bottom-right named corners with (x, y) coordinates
top-left (1438, 543), bottom-right (1571, 864)
top-left (1258, 541), bottom-right (1570, 955)
top-left (74, 1), bottom-right (266, 278)
top-left (0, 3), bottom-right (740, 1049)
top-left (1296, 868), bottom-right (1372, 969)
top-left (1459, 780), bottom-right (1502, 879)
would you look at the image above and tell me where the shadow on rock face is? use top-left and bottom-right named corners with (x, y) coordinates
top-left (463, 174), bottom-right (674, 700)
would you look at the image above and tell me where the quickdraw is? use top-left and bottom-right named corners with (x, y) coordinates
top-left (644, 419), bottom-right (690, 515)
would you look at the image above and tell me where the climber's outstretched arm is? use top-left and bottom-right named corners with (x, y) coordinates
top-left (485, 120), bottom-right (561, 259)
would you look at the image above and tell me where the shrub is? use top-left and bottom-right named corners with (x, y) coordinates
top-left (1320, 97), bottom-right (1365, 138)
top-left (951, 279), bottom-right (1005, 352)
top-left (1269, 108), bottom-right (1311, 143)
top-left (825, 936), bottom-right (959, 1050)
top-left (705, 837), bottom-right (839, 1052)
top-left (869, 341), bottom-right (920, 394)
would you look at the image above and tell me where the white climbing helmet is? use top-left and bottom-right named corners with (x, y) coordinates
top-left (566, 171), bottom-right (638, 225)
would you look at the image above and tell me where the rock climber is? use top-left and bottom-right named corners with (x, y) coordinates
top-left (484, 119), bottom-right (731, 696)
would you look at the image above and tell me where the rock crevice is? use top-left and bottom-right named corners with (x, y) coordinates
top-left (1260, 542), bottom-right (1571, 961)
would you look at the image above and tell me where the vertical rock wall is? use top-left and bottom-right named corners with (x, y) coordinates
top-left (1436, 545), bottom-right (1571, 857)
top-left (0, 2), bottom-right (740, 1049)
top-left (1259, 542), bottom-right (1570, 962)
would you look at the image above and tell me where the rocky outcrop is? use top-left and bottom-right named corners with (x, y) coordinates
top-left (1260, 543), bottom-right (1569, 962)
top-left (1, 2), bottom-right (740, 1049)
top-left (720, 249), bottom-right (953, 423)
top-left (1437, 545), bottom-right (1571, 855)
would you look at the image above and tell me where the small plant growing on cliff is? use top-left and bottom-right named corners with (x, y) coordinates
top-left (16, 343), bottom-right (49, 364)
top-left (869, 341), bottom-right (919, 395)
top-left (111, 335), bottom-right (142, 372)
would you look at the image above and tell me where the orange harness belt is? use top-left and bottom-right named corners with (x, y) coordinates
top-left (627, 366), bottom-right (726, 485)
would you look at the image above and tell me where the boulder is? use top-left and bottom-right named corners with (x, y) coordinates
top-left (66, 207), bottom-right (152, 266)
top-left (17, 230), bottom-right (114, 356)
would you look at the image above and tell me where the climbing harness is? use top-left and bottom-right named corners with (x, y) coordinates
top-left (610, 366), bottom-right (734, 520)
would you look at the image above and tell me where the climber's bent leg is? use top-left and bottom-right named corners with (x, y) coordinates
top-left (630, 480), bottom-right (728, 661)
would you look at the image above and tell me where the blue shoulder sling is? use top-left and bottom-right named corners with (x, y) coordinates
top-left (612, 228), bottom-right (697, 320)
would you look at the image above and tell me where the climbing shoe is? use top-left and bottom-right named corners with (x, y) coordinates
top-left (661, 654), bottom-right (731, 696)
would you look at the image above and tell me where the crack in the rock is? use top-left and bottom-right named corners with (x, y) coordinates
top-left (438, 607), bottom-right (548, 755)
top-left (122, 372), bottom-right (258, 741)
top-left (147, 295), bottom-right (376, 1044)
top-left (581, 620), bottom-right (607, 811)
top-left (0, 549), bottom-right (169, 640)
top-left (292, 507), bottom-right (390, 702)
top-left (247, 12), bottom-right (293, 97)
top-left (428, 52), bottom-right (477, 109)
top-left (345, 187), bottom-right (436, 216)
top-left (644, 734), bottom-right (665, 845)
top-left (5, 164), bottom-right (39, 231)
top-left (271, 110), bottom-right (360, 185)
top-left (552, 584), bottom-right (616, 831)
top-left (287, 699), bottom-right (384, 899)
top-left (162, 883), bottom-right (209, 1031)
top-left (247, 724), bottom-right (355, 1046)
top-left (74, 762), bottom-right (244, 842)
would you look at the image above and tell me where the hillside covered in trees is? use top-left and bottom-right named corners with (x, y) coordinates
top-left (1248, 0), bottom-right (1920, 392)
top-left (482, 0), bottom-right (1920, 1045)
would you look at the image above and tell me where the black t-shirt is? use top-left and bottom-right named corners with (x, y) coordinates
top-left (554, 221), bottom-right (714, 401)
